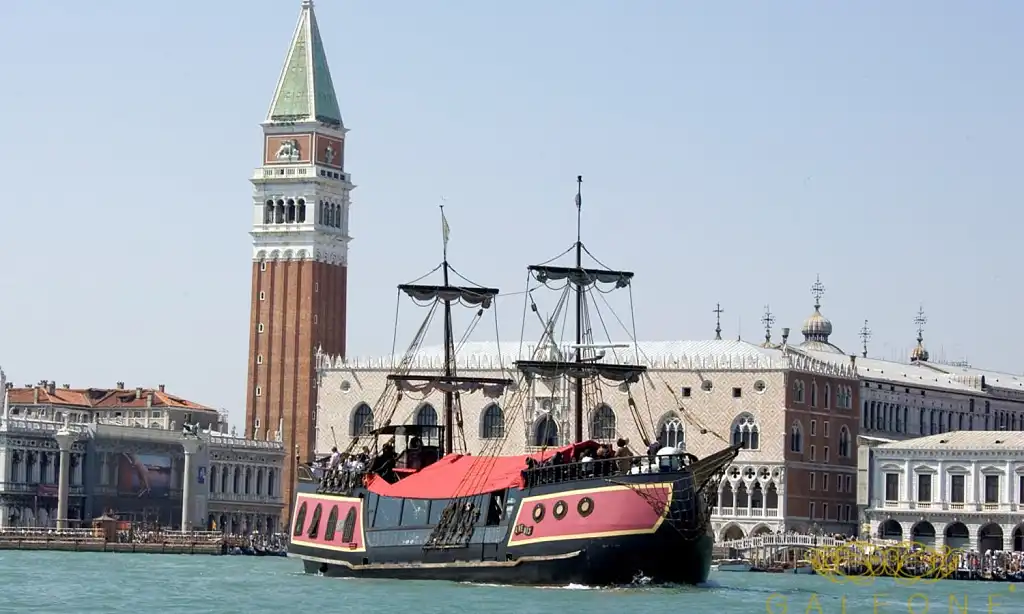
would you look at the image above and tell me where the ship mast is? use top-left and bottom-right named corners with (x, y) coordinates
top-left (572, 176), bottom-right (584, 443)
top-left (516, 177), bottom-right (646, 447)
top-left (441, 207), bottom-right (456, 454)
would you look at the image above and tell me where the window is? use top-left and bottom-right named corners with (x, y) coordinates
top-left (658, 414), bottom-right (685, 448)
top-left (313, 314), bottom-right (318, 324)
top-left (681, 387), bottom-right (691, 398)
top-left (257, 354), bottom-right (263, 365)
top-left (701, 380), bottom-right (713, 392)
top-left (795, 380), bottom-right (805, 403)
top-left (314, 282), bottom-right (319, 292)
top-left (258, 323), bottom-right (265, 333)
top-left (844, 505), bottom-right (851, 522)
top-left (352, 404), bottom-right (374, 436)
top-left (809, 472), bottom-right (816, 490)
top-left (824, 384), bottom-right (831, 409)
top-left (401, 500), bottom-right (430, 526)
top-left (324, 505), bottom-right (339, 541)
top-left (292, 502), bottom-right (308, 536)
top-left (731, 413), bottom-right (760, 450)
top-left (917, 474), bottom-right (932, 503)
top-left (985, 475), bottom-right (1000, 504)
top-left (590, 404), bottom-right (616, 440)
top-left (822, 474), bottom-right (829, 491)
top-left (810, 445), bottom-right (816, 461)
top-left (811, 382), bottom-right (818, 407)
top-left (255, 386), bottom-right (262, 397)
top-left (810, 420), bottom-right (817, 436)
top-left (884, 473), bottom-right (899, 502)
top-left (838, 427), bottom-right (851, 457)
top-left (824, 446), bottom-right (830, 462)
top-left (373, 496), bottom-right (403, 528)
top-left (1020, 476), bottom-right (1024, 505)
top-left (823, 503), bottom-right (829, 520)
top-left (809, 502), bottom-right (816, 519)
top-left (789, 422), bottom-right (803, 453)
top-left (481, 404), bottom-right (505, 439)
top-left (824, 421), bottom-right (830, 437)
top-left (732, 387), bottom-right (742, 398)
top-left (260, 262), bottom-right (267, 271)
top-left (259, 291), bottom-right (266, 301)
top-left (151, 411), bottom-right (161, 418)
top-left (950, 475), bottom-right (966, 503)
top-left (845, 475), bottom-right (852, 492)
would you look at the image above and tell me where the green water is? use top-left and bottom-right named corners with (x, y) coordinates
top-left (0, 551), bottom-right (1019, 613)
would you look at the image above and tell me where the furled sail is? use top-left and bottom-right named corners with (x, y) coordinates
top-left (528, 265), bottom-right (633, 289)
top-left (386, 374), bottom-right (513, 398)
top-left (514, 359), bottom-right (646, 383)
top-left (398, 284), bottom-right (499, 307)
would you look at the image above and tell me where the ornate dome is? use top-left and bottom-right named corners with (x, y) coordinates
top-left (909, 306), bottom-right (929, 363)
top-left (910, 342), bottom-right (930, 362)
top-left (802, 308), bottom-right (833, 340)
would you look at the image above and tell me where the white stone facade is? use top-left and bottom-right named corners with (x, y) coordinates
top-left (867, 431), bottom-right (1024, 552)
top-left (206, 434), bottom-right (286, 534)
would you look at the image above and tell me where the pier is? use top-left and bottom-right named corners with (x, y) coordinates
top-left (0, 528), bottom-right (225, 555)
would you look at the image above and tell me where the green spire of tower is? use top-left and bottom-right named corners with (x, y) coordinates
top-left (267, 1), bottom-right (344, 127)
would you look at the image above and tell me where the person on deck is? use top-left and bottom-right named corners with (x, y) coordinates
top-left (614, 438), bottom-right (633, 474)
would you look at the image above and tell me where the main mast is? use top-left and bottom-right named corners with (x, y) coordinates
top-left (441, 210), bottom-right (456, 454)
top-left (573, 176), bottom-right (585, 443)
top-left (516, 177), bottom-right (646, 446)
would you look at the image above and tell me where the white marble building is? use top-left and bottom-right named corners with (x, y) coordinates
top-left (867, 431), bottom-right (1024, 552)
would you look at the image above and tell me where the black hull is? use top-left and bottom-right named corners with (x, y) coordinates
top-left (295, 531), bottom-right (714, 586)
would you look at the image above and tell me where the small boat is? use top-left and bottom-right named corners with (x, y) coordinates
top-left (788, 560), bottom-right (815, 574)
top-left (712, 558), bottom-right (753, 572)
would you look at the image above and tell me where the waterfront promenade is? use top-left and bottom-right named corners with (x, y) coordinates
top-left (0, 527), bottom-right (224, 554)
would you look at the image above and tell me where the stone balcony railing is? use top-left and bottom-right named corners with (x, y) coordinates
top-left (715, 507), bottom-right (781, 518)
top-left (208, 492), bottom-right (284, 505)
top-left (0, 482), bottom-right (85, 495)
top-left (0, 418), bottom-right (90, 435)
top-left (876, 500), bottom-right (1020, 513)
top-left (207, 434), bottom-right (285, 452)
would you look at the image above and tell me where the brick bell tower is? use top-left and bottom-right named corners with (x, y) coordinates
top-left (246, 0), bottom-right (352, 514)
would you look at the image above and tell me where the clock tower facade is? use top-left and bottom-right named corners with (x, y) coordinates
top-left (245, 0), bottom-right (352, 515)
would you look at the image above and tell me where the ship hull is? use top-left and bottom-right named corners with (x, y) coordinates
top-left (287, 471), bottom-right (716, 586)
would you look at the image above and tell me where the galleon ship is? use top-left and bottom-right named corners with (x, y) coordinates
top-left (287, 179), bottom-right (740, 585)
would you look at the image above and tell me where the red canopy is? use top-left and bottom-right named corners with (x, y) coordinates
top-left (366, 440), bottom-right (598, 500)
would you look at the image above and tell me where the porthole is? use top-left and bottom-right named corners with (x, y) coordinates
top-left (578, 496), bottom-right (594, 517)
top-left (532, 503), bottom-right (546, 522)
top-left (340, 380), bottom-right (352, 392)
top-left (553, 500), bottom-right (568, 520)
top-left (754, 380), bottom-right (767, 393)
top-left (292, 501), bottom-right (308, 537)
top-left (701, 380), bottom-right (713, 392)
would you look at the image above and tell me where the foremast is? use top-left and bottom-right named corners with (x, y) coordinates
top-left (387, 206), bottom-right (512, 454)
top-left (515, 176), bottom-right (648, 445)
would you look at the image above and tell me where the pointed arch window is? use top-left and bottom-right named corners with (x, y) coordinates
top-left (838, 426), bottom-right (851, 457)
top-left (415, 404), bottom-right (438, 426)
top-left (794, 380), bottom-right (806, 404)
top-left (481, 404), bottom-right (504, 439)
top-left (590, 404), bottom-right (616, 441)
top-left (789, 421), bottom-right (803, 453)
top-left (352, 403), bottom-right (374, 436)
top-left (824, 384), bottom-right (831, 409)
top-left (533, 416), bottom-right (558, 447)
top-left (810, 382), bottom-right (818, 407)
top-left (658, 413), bottom-right (685, 449)
top-left (731, 413), bottom-right (760, 450)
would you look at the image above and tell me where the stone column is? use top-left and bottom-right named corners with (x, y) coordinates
top-left (54, 430), bottom-right (77, 529)
top-left (181, 439), bottom-right (200, 532)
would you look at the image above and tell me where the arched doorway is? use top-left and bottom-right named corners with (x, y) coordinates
top-left (719, 483), bottom-right (735, 512)
top-left (1013, 525), bottom-right (1024, 552)
top-left (911, 521), bottom-right (936, 548)
top-left (721, 524), bottom-right (744, 541)
top-left (978, 523), bottom-right (1004, 552)
top-left (750, 524), bottom-right (772, 536)
top-left (878, 519), bottom-right (903, 541)
top-left (944, 522), bottom-right (969, 550)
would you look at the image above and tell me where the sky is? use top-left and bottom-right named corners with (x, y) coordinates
top-left (1, 0), bottom-right (1021, 426)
